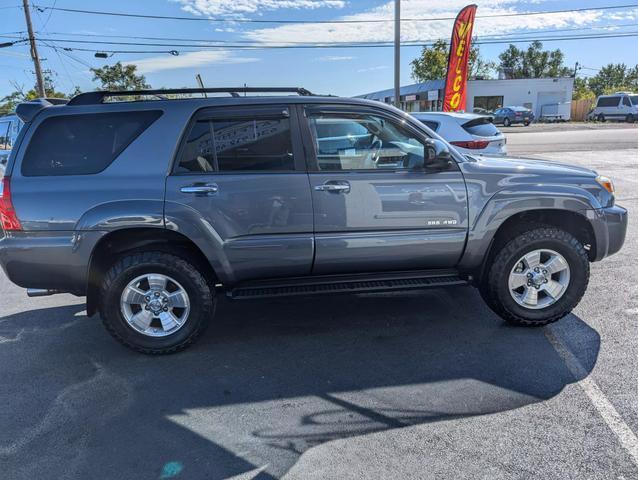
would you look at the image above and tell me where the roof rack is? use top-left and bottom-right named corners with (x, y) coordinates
top-left (67, 87), bottom-right (315, 106)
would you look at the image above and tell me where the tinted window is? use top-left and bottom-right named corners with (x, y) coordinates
top-left (417, 119), bottom-right (439, 131)
top-left (177, 117), bottom-right (294, 173)
top-left (623, 96), bottom-right (632, 107)
top-left (597, 96), bottom-right (620, 107)
top-left (22, 111), bottom-right (161, 176)
top-left (630, 96), bottom-right (638, 106)
top-left (308, 112), bottom-right (425, 171)
top-left (176, 120), bottom-right (215, 173)
top-left (0, 121), bottom-right (9, 150)
top-left (463, 119), bottom-right (500, 137)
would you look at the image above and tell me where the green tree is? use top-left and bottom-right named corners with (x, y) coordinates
top-left (0, 75), bottom-right (71, 115)
top-left (410, 39), bottom-right (494, 82)
top-left (498, 41), bottom-right (571, 79)
top-left (572, 77), bottom-right (595, 101)
top-left (587, 63), bottom-right (638, 96)
top-left (90, 62), bottom-right (150, 91)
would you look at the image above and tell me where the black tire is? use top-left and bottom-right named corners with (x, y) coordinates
top-left (481, 227), bottom-right (589, 327)
top-left (99, 251), bottom-right (215, 354)
top-left (597, 114), bottom-right (606, 123)
top-left (524, 121), bottom-right (530, 126)
top-left (627, 114), bottom-right (635, 124)
top-left (503, 118), bottom-right (511, 127)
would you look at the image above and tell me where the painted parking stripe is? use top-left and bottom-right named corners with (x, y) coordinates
top-left (545, 326), bottom-right (638, 466)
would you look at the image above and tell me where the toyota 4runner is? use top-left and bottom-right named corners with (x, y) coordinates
top-left (0, 87), bottom-right (628, 354)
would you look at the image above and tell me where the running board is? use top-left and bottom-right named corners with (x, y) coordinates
top-left (228, 270), bottom-right (468, 300)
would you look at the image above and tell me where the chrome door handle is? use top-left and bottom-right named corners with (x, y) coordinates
top-left (180, 183), bottom-right (219, 195)
top-left (314, 182), bottom-right (351, 193)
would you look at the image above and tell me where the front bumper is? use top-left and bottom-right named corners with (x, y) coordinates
top-left (592, 205), bottom-right (628, 260)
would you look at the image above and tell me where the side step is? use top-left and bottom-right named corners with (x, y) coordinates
top-left (228, 270), bottom-right (468, 300)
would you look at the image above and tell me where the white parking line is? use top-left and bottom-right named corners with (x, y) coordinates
top-left (545, 327), bottom-right (638, 466)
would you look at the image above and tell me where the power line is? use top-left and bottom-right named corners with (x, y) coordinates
top-left (14, 21), bottom-right (638, 45)
top-left (32, 3), bottom-right (638, 24)
top-left (34, 31), bottom-right (638, 54)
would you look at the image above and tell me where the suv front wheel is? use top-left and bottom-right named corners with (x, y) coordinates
top-left (481, 227), bottom-right (590, 326)
top-left (99, 251), bottom-right (215, 354)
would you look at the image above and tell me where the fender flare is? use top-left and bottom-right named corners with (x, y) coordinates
top-left (459, 184), bottom-right (602, 271)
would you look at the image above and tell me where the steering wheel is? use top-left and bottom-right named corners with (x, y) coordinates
top-left (364, 138), bottom-right (383, 167)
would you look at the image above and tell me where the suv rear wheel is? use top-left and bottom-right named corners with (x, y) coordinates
top-left (481, 227), bottom-right (589, 326)
top-left (99, 251), bottom-right (214, 354)
top-left (503, 118), bottom-right (511, 127)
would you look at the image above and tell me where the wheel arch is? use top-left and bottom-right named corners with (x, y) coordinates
top-left (477, 209), bottom-right (596, 285)
top-left (86, 227), bottom-right (217, 317)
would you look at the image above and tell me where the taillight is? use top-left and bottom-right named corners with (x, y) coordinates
top-left (0, 177), bottom-right (22, 231)
top-left (451, 140), bottom-right (490, 149)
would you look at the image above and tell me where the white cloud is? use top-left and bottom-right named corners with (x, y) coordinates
top-left (243, 0), bottom-right (612, 45)
top-left (357, 65), bottom-right (389, 73)
top-left (174, 0), bottom-right (345, 16)
top-left (315, 55), bottom-right (355, 61)
top-left (125, 50), bottom-right (259, 74)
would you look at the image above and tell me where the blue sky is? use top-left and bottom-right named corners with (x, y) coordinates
top-left (1, 0), bottom-right (638, 99)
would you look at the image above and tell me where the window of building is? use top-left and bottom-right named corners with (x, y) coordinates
top-left (22, 111), bottom-right (162, 176)
top-left (473, 96), bottom-right (504, 112)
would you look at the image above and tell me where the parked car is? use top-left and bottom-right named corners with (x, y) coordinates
top-left (493, 106), bottom-right (535, 127)
top-left (589, 92), bottom-right (638, 123)
top-left (0, 114), bottom-right (24, 172)
top-left (0, 88), bottom-right (627, 354)
top-left (411, 112), bottom-right (507, 156)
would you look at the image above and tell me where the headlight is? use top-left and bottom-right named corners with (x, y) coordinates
top-left (595, 175), bottom-right (615, 194)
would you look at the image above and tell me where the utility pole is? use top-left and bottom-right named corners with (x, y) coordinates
top-left (394, 0), bottom-right (400, 109)
top-left (22, 0), bottom-right (46, 98)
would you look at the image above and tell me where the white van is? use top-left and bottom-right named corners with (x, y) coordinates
top-left (589, 92), bottom-right (638, 123)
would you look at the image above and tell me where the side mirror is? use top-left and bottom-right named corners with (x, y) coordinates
top-left (424, 139), bottom-right (452, 170)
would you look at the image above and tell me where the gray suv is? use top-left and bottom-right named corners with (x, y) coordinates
top-left (0, 88), bottom-right (628, 354)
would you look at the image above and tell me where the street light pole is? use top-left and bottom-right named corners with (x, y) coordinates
top-left (22, 0), bottom-right (46, 98)
top-left (394, 0), bottom-right (400, 109)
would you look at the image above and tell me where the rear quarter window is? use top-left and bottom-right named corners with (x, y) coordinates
top-left (21, 110), bottom-right (162, 176)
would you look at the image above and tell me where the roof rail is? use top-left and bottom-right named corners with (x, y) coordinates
top-left (67, 87), bottom-right (315, 106)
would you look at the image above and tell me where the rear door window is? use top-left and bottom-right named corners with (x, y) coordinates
top-left (176, 112), bottom-right (295, 173)
top-left (22, 111), bottom-right (162, 176)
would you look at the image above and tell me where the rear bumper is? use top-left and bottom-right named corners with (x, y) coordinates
top-left (592, 205), bottom-right (628, 261)
top-left (0, 230), bottom-right (104, 295)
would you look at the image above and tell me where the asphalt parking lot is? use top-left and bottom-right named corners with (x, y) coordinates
top-left (1, 124), bottom-right (637, 480)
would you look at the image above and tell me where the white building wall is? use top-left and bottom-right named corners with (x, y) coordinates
top-left (466, 78), bottom-right (574, 119)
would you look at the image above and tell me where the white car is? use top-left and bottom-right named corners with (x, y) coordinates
top-left (411, 112), bottom-right (507, 156)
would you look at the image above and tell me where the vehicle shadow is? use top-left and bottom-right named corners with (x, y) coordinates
top-left (0, 286), bottom-right (599, 480)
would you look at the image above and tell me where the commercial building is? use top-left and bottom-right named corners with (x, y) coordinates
top-left (357, 77), bottom-right (575, 120)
